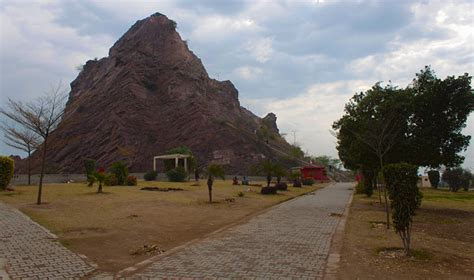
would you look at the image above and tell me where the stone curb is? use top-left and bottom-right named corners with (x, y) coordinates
top-left (323, 183), bottom-right (355, 280)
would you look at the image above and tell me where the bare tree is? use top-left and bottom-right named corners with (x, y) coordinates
top-left (0, 83), bottom-right (67, 204)
top-left (1, 124), bottom-right (40, 185)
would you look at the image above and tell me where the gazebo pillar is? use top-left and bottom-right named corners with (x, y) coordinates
top-left (184, 157), bottom-right (188, 172)
top-left (175, 157), bottom-right (179, 168)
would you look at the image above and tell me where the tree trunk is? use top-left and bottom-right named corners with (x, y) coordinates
top-left (267, 174), bottom-right (271, 187)
top-left (207, 177), bottom-right (213, 203)
top-left (27, 149), bottom-right (31, 185)
top-left (37, 136), bottom-right (48, 205)
top-left (378, 157), bottom-right (390, 229)
top-left (97, 183), bottom-right (103, 193)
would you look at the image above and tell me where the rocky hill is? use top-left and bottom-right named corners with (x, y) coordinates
top-left (30, 13), bottom-right (299, 173)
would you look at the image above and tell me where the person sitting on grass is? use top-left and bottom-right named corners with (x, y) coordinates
top-left (232, 176), bottom-right (239, 185)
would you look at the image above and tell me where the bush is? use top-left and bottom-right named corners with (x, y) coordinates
top-left (109, 161), bottom-right (128, 185)
top-left (126, 175), bottom-right (137, 186)
top-left (293, 179), bottom-right (302, 188)
top-left (0, 156), bottom-right (15, 190)
top-left (237, 191), bottom-right (245, 197)
top-left (355, 181), bottom-right (364, 194)
top-left (362, 168), bottom-right (374, 197)
top-left (84, 158), bottom-right (96, 185)
top-left (275, 182), bottom-right (288, 191)
top-left (427, 170), bottom-right (440, 188)
top-left (383, 163), bottom-right (422, 256)
top-left (261, 186), bottom-right (277, 194)
top-left (104, 173), bottom-right (118, 186)
top-left (144, 170), bottom-right (158, 181)
top-left (302, 178), bottom-right (314, 186)
top-left (166, 166), bottom-right (187, 182)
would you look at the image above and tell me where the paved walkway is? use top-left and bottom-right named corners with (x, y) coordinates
top-left (125, 182), bottom-right (353, 279)
top-left (0, 203), bottom-right (96, 279)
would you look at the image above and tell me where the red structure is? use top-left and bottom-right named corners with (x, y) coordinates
top-left (300, 166), bottom-right (329, 181)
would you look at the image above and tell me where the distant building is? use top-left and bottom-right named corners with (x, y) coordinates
top-left (420, 175), bottom-right (432, 188)
top-left (300, 166), bottom-right (330, 181)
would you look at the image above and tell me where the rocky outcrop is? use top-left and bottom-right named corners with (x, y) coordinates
top-left (29, 13), bottom-right (297, 173)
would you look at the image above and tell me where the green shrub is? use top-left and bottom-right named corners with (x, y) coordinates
top-left (0, 156), bottom-right (15, 190)
top-left (355, 181), bottom-right (364, 194)
top-left (144, 170), bottom-right (158, 181)
top-left (126, 175), bottom-right (137, 186)
top-left (383, 163), bottom-right (422, 256)
top-left (105, 173), bottom-right (118, 186)
top-left (84, 159), bottom-right (96, 186)
top-left (109, 161), bottom-right (128, 185)
top-left (261, 186), bottom-right (277, 194)
top-left (302, 178), bottom-right (314, 186)
top-left (293, 178), bottom-right (302, 188)
top-left (237, 191), bottom-right (245, 197)
top-left (427, 170), bottom-right (440, 188)
top-left (362, 168), bottom-right (375, 197)
top-left (275, 182), bottom-right (288, 191)
top-left (166, 166), bottom-right (187, 182)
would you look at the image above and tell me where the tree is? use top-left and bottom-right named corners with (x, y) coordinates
top-left (83, 158), bottom-right (96, 186)
top-left (442, 167), bottom-right (472, 192)
top-left (93, 167), bottom-right (107, 193)
top-left (206, 164), bottom-right (225, 203)
top-left (333, 83), bottom-right (413, 229)
top-left (1, 125), bottom-right (39, 185)
top-left (0, 83), bottom-right (66, 204)
top-left (427, 170), bottom-right (440, 189)
top-left (383, 163), bottom-right (422, 256)
top-left (408, 67), bottom-right (473, 167)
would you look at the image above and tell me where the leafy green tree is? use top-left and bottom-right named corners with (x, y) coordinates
top-left (94, 167), bottom-right (107, 193)
top-left (427, 170), bottom-right (440, 189)
top-left (84, 159), bottom-right (96, 186)
top-left (206, 164), bottom-right (225, 203)
top-left (408, 67), bottom-right (473, 167)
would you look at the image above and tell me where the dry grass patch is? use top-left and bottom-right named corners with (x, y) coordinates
top-left (338, 188), bottom-right (474, 279)
top-left (0, 179), bottom-right (325, 272)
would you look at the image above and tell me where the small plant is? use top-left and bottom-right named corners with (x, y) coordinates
top-left (355, 181), bottom-right (364, 194)
top-left (109, 161), bottom-right (128, 185)
top-left (206, 164), bottom-right (225, 203)
top-left (237, 191), bottom-right (245, 197)
top-left (0, 156), bottom-right (15, 190)
top-left (383, 163), bottom-right (422, 256)
top-left (83, 158), bottom-right (96, 186)
top-left (293, 178), bottom-right (302, 188)
top-left (126, 175), bottom-right (137, 186)
top-left (144, 170), bottom-right (158, 181)
top-left (166, 166), bottom-right (187, 182)
top-left (105, 173), bottom-right (118, 186)
top-left (94, 167), bottom-right (107, 193)
top-left (362, 168), bottom-right (374, 197)
top-left (302, 178), bottom-right (315, 186)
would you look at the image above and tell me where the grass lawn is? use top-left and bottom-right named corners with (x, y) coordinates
top-left (0, 179), bottom-right (326, 272)
top-left (338, 188), bottom-right (474, 279)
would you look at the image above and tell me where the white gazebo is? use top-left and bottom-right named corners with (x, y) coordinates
top-left (153, 153), bottom-right (191, 172)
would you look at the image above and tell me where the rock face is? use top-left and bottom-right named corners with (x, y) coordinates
top-left (36, 13), bottom-right (297, 173)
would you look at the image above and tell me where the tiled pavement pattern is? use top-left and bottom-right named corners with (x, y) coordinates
top-left (128, 182), bottom-right (353, 279)
top-left (0, 202), bottom-right (96, 279)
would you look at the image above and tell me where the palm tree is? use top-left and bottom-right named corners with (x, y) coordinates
top-left (206, 164), bottom-right (225, 203)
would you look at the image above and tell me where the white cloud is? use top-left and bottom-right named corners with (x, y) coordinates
top-left (245, 37), bottom-right (273, 63)
top-left (234, 66), bottom-right (263, 80)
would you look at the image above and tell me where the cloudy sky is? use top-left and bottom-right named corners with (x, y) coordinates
top-left (1, 0), bottom-right (473, 170)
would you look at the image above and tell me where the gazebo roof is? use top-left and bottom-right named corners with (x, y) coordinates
top-left (153, 153), bottom-right (191, 160)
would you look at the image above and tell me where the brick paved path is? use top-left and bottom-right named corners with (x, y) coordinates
top-left (127, 182), bottom-right (353, 279)
top-left (0, 202), bottom-right (96, 279)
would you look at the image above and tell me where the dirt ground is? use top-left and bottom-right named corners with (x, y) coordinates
top-left (0, 180), bottom-right (324, 272)
top-left (338, 188), bottom-right (474, 280)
